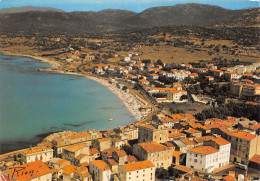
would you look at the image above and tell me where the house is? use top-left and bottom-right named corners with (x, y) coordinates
top-left (172, 82), bottom-right (182, 90)
top-left (118, 160), bottom-right (155, 181)
top-left (124, 73), bottom-right (136, 80)
top-left (203, 137), bottom-right (231, 168)
top-left (206, 64), bottom-right (217, 70)
top-left (123, 57), bottom-right (131, 62)
top-left (224, 131), bottom-right (260, 165)
top-left (138, 123), bottom-right (169, 144)
top-left (112, 150), bottom-right (128, 165)
top-left (62, 143), bottom-right (89, 164)
top-left (20, 146), bottom-right (53, 164)
top-left (186, 146), bottom-right (219, 173)
top-left (94, 65), bottom-right (104, 74)
top-left (89, 160), bottom-right (111, 181)
top-left (241, 84), bottom-right (260, 99)
top-left (48, 158), bottom-right (70, 170)
top-left (205, 76), bottom-right (214, 81)
top-left (167, 90), bottom-right (187, 103)
top-left (172, 151), bottom-right (185, 165)
top-left (185, 128), bottom-right (202, 138)
top-left (105, 159), bottom-right (119, 174)
top-left (3, 160), bottom-right (52, 181)
top-left (150, 74), bottom-right (159, 80)
top-left (139, 79), bottom-right (149, 85)
top-left (249, 154), bottom-right (260, 170)
top-left (101, 148), bottom-right (120, 160)
top-left (223, 71), bottom-right (242, 81)
top-left (84, 53), bottom-right (95, 61)
top-left (133, 142), bottom-right (173, 169)
top-left (210, 69), bottom-right (224, 77)
top-left (92, 138), bottom-right (112, 151)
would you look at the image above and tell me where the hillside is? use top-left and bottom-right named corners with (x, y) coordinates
top-left (0, 6), bottom-right (65, 14)
top-left (0, 4), bottom-right (258, 35)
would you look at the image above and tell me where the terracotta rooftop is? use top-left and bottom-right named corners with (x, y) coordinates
top-left (56, 159), bottom-right (70, 166)
top-left (123, 160), bottom-right (154, 172)
top-left (171, 164), bottom-right (194, 173)
top-left (188, 146), bottom-right (219, 155)
top-left (186, 128), bottom-right (201, 134)
top-left (90, 160), bottom-right (110, 171)
top-left (105, 159), bottom-right (118, 166)
top-left (89, 148), bottom-right (99, 155)
top-left (249, 154), bottom-right (260, 164)
top-left (194, 136), bottom-right (214, 143)
top-left (97, 138), bottom-right (111, 142)
top-left (22, 146), bottom-right (51, 155)
top-left (172, 151), bottom-right (183, 157)
top-left (62, 165), bottom-right (77, 175)
top-left (211, 137), bottom-right (230, 146)
top-left (81, 162), bottom-right (89, 167)
top-left (228, 131), bottom-right (256, 141)
top-left (114, 150), bottom-right (127, 157)
top-left (102, 148), bottom-right (119, 157)
top-left (138, 142), bottom-right (172, 153)
top-left (67, 132), bottom-right (90, 140)
top-left (5, 160), bottom-right (51, 181)
top-left (63, 143), bottom-right (86, 152)
top-left (127, 155), bottom-right (138, 163)
top-left (222, 175), bottom-right (236, 181)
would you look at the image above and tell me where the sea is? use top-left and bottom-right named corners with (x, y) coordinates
top-left (0, 53), bottom-right (136, 154)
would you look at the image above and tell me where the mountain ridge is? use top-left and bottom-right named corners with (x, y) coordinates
top-left (0, 3), bottom-right (258, 35)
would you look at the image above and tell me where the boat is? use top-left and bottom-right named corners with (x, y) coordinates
top-left (109, 118), bottom-right (113, 122)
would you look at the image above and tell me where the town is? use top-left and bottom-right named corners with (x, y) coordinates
top-left (0, 12), bottom-right (260, 180)
top-left (0, 33), bottom-right (260, 181)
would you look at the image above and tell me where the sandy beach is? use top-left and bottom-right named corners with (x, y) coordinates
top-left (0, 50), bottom-right (151, 121)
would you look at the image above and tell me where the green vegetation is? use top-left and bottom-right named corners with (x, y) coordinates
top-left (195, 102), bottom-right (260, 121)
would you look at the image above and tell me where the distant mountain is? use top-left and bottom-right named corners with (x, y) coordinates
top-left (0, 4), bottom-right (258, 35)
top-left (0, 6), bottom-right (65, 14)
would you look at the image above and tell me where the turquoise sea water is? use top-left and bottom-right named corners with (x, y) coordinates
top-left (0, 53), bottom-right (135, 153)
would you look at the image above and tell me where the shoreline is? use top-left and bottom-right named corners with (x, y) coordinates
top-left (0, 50), bottom-right (150, 122)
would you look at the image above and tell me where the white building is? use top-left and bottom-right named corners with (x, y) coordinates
top-left (118, 160), bottom-right (155, 181)
top-left (89, 160), bottom-right (111, 181)
top-left (21, 146), bottom-right (53, 164)
top-left (204, 137), bottom-right (231, 168)
top-left (186, 146), bottom-right (219, 173)
top-left (167, 90), bottom-right (187, 103)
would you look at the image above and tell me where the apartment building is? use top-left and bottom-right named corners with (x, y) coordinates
top-left (224, 131), bottom-right (260, 164)
top-left (20, 146), bottom-right (53, 164)
top-left (89, 160), bottom-right (111, 181)
top-left (138, 123), bottom-right (169, 144)
top-left (186, 146), bottom-right (219, 173)
top-left (118, 160), bottom-right (155, 181)
top-left (204, 137), bottom-right (231, 167)
top-left (133, 142), bottom-right (173, 169)
top-left (167, 90), bottom-right (187, 103)
top-left (3, 160), bottom-right (52, 181)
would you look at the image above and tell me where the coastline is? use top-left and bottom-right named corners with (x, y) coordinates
top-left (0, 50), bottom-right (150, 122)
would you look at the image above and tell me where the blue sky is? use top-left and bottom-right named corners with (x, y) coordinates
top-left (0, 0), bottom-right (259, 12)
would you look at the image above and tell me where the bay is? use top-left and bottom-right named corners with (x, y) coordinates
top-left (0, 53), bottom-right (135, 154)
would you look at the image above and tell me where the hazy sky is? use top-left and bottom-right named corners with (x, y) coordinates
top-left (0, 0), bottom-right (259, 12)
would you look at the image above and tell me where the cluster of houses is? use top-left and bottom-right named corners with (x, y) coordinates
top-left (93, 59), bottom-right (260, 104)
top-left (1, 113), bottom-right (260, 181)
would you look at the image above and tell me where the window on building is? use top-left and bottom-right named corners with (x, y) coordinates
top-left (194, 159), bottom-right (197, 163)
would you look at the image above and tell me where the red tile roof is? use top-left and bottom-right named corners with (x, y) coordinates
top-left (5, 160), bottom-right (51, 181)
top-left (250, 154), bottom-right (260, 164)
top-left (90, 160), bottom-right (110, 171)
top-left (138, 142), bottom-right (172, 153)
top-left (123, 160), bottom-right (154, 172)
top-left (188, 146), bottom-right (219, 155)
top-left (228, 131), bottom-right (256, 141)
